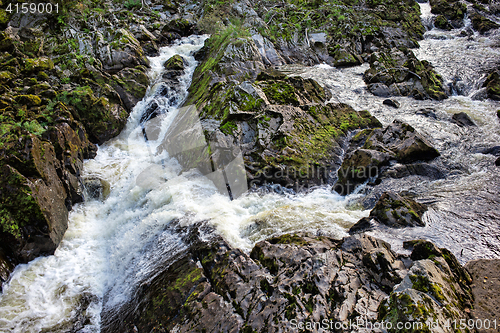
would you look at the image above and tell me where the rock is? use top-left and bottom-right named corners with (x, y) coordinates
top-left (348, 217), bottom-right (374, 234)
top-left (364, 48), bottom-right (447, 100)
top-left (383, 99), bottom-right (400, 108)
top-left (112, 67), bottom-right (150, 112)
top-left (465, 259), bottom-right (500, 331)
top-left (83, 176), bottom-right (111, 200)
top-left (483, 70), bottom-right (500, 100)
top-left (496, 157), bottom-right (500, 166)
top-left (434, 14), bottom-right (453, 30)
top-left (103, 223), bottom-right (476, 333)
top-left (334, 149), bottom-right (393, 195)
top-left (336, 120), bottom-right (440, 195)
top-left (470, 12), bottom-right (500, 34)
top-left (164, 54), bottom-right (186, 70)
top-left (451, 112), bottom-right (476, 127)
top-left (479, 146), bottom-right (500, 157)
top-left (430, 0), bottom-right (467, 27)
top-left (369, 191), bottom-right (427, 228)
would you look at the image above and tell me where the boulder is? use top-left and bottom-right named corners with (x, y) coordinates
top-left (83, 176), bottom-right (111, 200)
top-left (451, 112), bottom-right (476, 127)
top-left (383, 99), bottom-right (400, 108)
top-left (430, 0), bottom-right (467, 28)
top-left (483, 70), bottom-right (500, 100)
top-left (335, 120), bottom-right (440, 194)
top-left (470, 12), bottom-right (500, 34)
top-left (369, 191), bottom-right (428, 228)
top-left (164, 54), bottom-right (186, 71)
top-left (365, 48), bottom-right (447, 100)
top-left (348, 216), bottom-right (374, 234)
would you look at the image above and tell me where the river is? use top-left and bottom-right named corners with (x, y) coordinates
top-left (0, 3), bottom-right (499, 332)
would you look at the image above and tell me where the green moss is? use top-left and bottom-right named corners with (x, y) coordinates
top-left (164, 55), bottom-right (185, 70)
top-left (14, 94), bottom-right (42, 107)
top-left (220, 120), bottom-right (237, 135)
top-left (268, 234), bottom-right (309, 246)
top-left (262, 81), bottom-right (299, 106)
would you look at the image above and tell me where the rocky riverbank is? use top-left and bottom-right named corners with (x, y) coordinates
top-left (101, 222), bottom-right (499, 333)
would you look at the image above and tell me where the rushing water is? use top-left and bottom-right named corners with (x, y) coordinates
top-left (1, 4), bottom-right (500, 332)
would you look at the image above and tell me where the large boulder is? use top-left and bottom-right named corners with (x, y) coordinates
top-left (430, 0), bottom-right (467, 28)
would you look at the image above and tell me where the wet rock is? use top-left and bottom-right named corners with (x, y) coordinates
top-left (383, 162), bottom-right (446, 180)
top-left (140, 101), bottom-right (160, 124)
top-left (465, 259), bottom-right (500, 331)
top-left (348, 217), bottom-right (374, 234)
top-left (334, 149), bottom-right (393, 195)
top-left (383, 99), bottom-right (400, 108)
top-left (495, 157), bottom-right (500, 166)
top-left (0, 248), bottom-right (14, 291)
top-left (369, 191), bottom-right (427, 228)
top-left (434, 14), bottom-right (453, 30)
top-left (430, 0), bottom-right (467, 27)
top-left (483, 70), bottom-right (500, 100)
top-left (364, 48), bottom-right (447, 100)
top-left (336, 120), bottom-right (440, 194)
top-left (470, 12), bottom-right (500, 34)
top-left (164, 54), bottom-right (186, 71)
top-left (451, 112), bottom-right (476, 127)
top-left (83, 176), bottom-right (111, 200)
top-left (479, 146), bottom-right (500, 157)
top-left (103, 224), bottom-right (476, 333)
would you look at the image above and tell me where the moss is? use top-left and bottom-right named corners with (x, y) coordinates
top-left (164, 55), bottom-right (185, 70)
top-left (262, 81), bottom-right (299, 106)
top-left (220, 120), bottom-right (237, 135)
top-left (14, 94), bottom-right (42, 107)
top-left (268, 234), bottom-right (309, 246)
top-left (23, 58), bottom-right (54, 74)
top-left (434, 15), bottom-right (452, 30)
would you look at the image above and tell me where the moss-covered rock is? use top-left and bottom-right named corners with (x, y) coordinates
top-left (434, 14), bottom-right (453, 30)
top-left (369, 191), bottom-right (428, 228)
top-left (430, 0), bottom-right (467, 22)
top-left (364, 48), bottom-right (447, 100)
top-left (14, 94), bottom-right (42, 106)
top-left (470, 11), bottom-right (499, 34)
top-left (483, 70), bottom-right (500, 100)
top-left (164, 54), bottom-right (186, 71)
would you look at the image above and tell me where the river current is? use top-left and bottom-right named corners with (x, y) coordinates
top-left (0, 3), bottom-right (499, 332)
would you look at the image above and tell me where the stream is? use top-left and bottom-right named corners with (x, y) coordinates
top-left (0, 3), bottom-right (499, 332)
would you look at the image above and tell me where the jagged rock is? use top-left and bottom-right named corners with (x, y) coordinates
top-left (470, 12), bottom-right (500, 34)
top-left (336, 120), bottom-right (440, 194)
top-left (348, 217), bottom-right (374, 234)
top-left (465, 259), bottom-right (500, 331)
top-left (369, 191), bottom-right (427, 228)
top-left (102, 225), bottom-right (476, 333)
top-left (365, 48), bottom-right (447, 100)
top-left (183, 37), bottom-right (381, 191)
top-left (112, 67), bottom-right (150, 112)
top-left (379, 239), bottom-right (473, 331)
top-left (451, 112), bottom-right (476, 127)
top-left (383, 99), bottom-right (400, 108)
